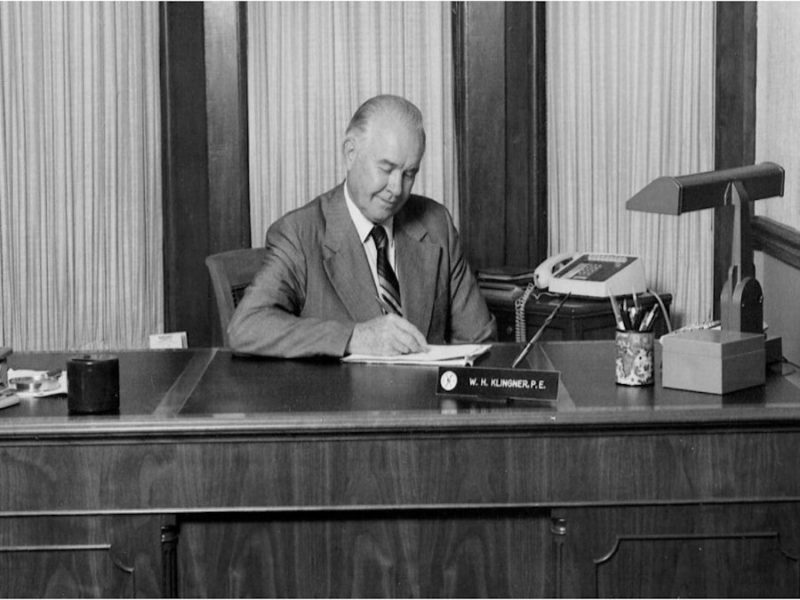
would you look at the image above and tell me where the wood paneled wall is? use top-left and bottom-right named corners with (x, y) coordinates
top-left (160, 3), bottom-right (210, 347)
top-left (714, 2), bottom-right (757, 320)
top-left (453, 2), bottom-right (548, 271)
top-left (160, 2), bottom-right (250, 347)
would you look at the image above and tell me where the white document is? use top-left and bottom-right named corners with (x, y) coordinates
top-left (342, 344), bottom-right (491, 367)
top-left (0, 391), bottom-right (20, 410)
top-left (149, 332), bottom-right (188, 349)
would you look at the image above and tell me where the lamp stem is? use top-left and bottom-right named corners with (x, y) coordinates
top-left (730, 181), bottom-right (755, 280)
top-left (720, 180), bottom-right (763, 333)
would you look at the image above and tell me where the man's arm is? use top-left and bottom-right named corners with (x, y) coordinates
top-left (227, 221), bottom-right (355, 358)
top-left (444, 212), bottom-right (497, 344)
top-left (347, 314), bottom-right (428, 356)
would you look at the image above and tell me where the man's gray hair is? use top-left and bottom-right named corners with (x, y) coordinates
top-left (345, 94), bottom-right (426, 147)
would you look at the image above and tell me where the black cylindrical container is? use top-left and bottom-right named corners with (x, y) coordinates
top-left (67, 355), bottom-right (120, 414)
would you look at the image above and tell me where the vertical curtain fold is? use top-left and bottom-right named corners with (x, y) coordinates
top-left (246, 1), bottom-right (457, 244)
top-left (0, 2), bottom-right (162, 351)
top-left (547, 2), bottom-right (715, 328)
top-left (755, 3), bottom-right (800, 228)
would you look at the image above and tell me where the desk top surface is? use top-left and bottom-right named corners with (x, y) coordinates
top-left (2, 342), bottom-right (800, 437)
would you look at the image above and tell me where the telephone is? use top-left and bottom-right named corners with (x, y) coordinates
top-left (533, 252), bottom-right (647, 298)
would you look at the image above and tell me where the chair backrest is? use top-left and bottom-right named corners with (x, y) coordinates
top-left (205, 247), bottom-right (269, 347)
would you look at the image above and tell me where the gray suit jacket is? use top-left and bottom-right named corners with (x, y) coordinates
top-left (228, 184), bottom-right (496, 357)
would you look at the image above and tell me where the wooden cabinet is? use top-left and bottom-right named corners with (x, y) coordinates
top-left (554, 504), bottom-right (800, 598)
top-left (176, 513), bottom-right (553, 597)
top-left (0, 516), bottom-right (163, 598)
top-left (484, 290), bottom-right (672, 341)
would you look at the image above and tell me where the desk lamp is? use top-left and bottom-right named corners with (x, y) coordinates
top-left (626, 162), bottom-right (784, 334)
top-left (625, 162), bottom-right (785, 393)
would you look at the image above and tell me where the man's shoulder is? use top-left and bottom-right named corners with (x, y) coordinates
top-left (404, 192), bottom-right (439, 207)
top-left (267, 185), bottom-right (343, 233)
top-left (398, 194), bottom-right (453, 232)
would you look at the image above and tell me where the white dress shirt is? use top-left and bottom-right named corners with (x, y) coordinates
top-left (343, 182), bottom-right (399, 296)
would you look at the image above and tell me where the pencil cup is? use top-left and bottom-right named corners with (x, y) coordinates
top-left (615, 330), bottom-right (654, 386)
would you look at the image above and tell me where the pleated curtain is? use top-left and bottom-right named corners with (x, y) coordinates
top-left (246, 1), bottom-right (458, 244)
top-left (547, 2), bottom-right (716, 328)
top-left (0, 2), bottom-right (162, 351)
top-left (755, 2), bottom-right (800, 229)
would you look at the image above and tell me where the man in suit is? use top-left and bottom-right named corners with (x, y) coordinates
top-left (228, 94), bottom-right (495, 357)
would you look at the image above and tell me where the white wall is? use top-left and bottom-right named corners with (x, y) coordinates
top-left (756, 251), bottom-right (800, 365)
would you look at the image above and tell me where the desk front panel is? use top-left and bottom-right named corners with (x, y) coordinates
top-left (0, 515), bottom-right (163, 598)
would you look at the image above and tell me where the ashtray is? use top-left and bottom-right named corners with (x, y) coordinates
top-left (8, 371), bottom-right (64, 396)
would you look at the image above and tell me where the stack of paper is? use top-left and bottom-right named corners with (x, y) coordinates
top-left (0, 389), bottom-right (20, 410)
top-left (477, 267), bottom-right (536, 286)
top-left (342, 344), bottom-right (491, 367)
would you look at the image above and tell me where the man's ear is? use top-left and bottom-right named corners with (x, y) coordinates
top-left (342, 136), bottom-right (357, 168)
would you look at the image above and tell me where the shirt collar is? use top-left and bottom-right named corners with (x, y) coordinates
top-left (343, 180), bottom-right (394, 244)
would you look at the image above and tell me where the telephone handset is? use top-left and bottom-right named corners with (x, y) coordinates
top-left (533, 252), bottom-right (578, 289)
top-left (533, 252), bottom-right (647, 297)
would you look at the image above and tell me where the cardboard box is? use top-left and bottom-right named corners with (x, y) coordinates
top-left (661, 329), bottom-right (765, 394)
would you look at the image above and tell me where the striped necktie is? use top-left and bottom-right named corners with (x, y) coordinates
top-left (370, 225), bottom-right (402, 316)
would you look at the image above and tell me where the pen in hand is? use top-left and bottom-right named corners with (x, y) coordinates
top-left (376, 295), bottom-right (390, 316)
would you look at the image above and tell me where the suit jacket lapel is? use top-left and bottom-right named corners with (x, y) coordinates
top-left (395, 215), bottom-right (440, 336)
top-left (321, 186), bottom-right (383, 322)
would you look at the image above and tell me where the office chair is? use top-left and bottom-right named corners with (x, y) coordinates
top-left (205, 247), bottom-right (269, 347)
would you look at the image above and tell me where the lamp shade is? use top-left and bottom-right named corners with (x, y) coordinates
top-left (626, 162), bottom-right (785, 215)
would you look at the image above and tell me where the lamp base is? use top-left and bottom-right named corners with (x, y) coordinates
top-left (765, 335), bottom-right (783, 366)
top-left (661, 329), bottom-right (766, 395)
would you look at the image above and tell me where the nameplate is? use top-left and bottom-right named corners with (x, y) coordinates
top-left (436, 366), bottom-right (560, 401)
top-left (149, 332), bottom-right (188, 349)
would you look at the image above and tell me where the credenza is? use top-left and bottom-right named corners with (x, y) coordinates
top-left (2, 342), bottom-right (800, 597)
top-left (483, 289), bottom-right (672, 341)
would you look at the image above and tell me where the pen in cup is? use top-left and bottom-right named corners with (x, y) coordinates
top-left (611, 294), bottom-right (659, 331)
top-left (629, 305), bottom-right (642, 330)
top-left (608, 294), bottom-right (626, 331)
top-left (620, 298), bottom-right (633, 330)
top-left (376, 295), bottom-right (389, 316)
top-left (638, 304), bottom-right (659, 332)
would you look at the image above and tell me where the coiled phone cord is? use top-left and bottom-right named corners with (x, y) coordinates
top-left (514, 282), bottom-right (537, 343)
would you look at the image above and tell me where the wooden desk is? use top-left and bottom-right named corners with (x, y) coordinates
top-left (2, 345), bottom-right (800, 597)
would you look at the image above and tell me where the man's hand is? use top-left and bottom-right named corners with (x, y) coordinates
top-left (346, 315), bottom-right (429, 356)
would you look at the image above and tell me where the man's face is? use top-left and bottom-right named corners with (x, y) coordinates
top-left (343, 114), bottom-right (425, 225)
